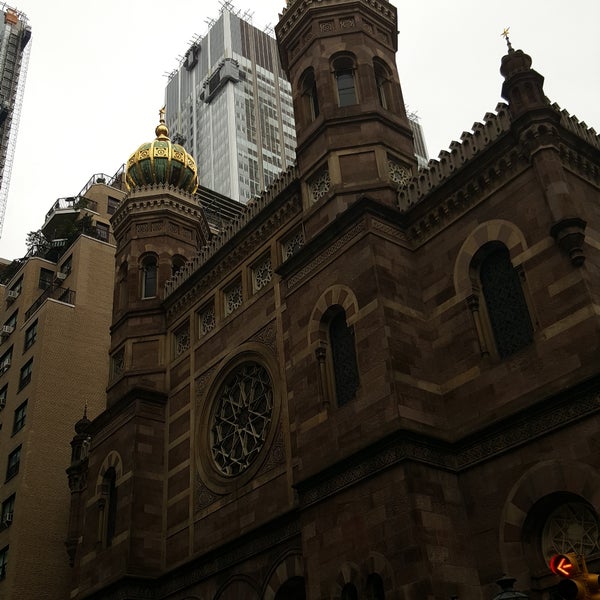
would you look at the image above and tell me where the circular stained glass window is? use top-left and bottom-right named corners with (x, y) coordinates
top-left (542, 502), bottom-right (600, 564)
top-left (210, 362), bottom-right (273, 477)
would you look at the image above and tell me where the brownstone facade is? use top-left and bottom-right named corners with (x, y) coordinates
top-left (67, 1), bottom-right (600, 599)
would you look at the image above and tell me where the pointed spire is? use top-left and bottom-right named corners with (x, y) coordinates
top-left (155, 106), bottom-right (169, 140)
top-left (499, 32), bottom-right (550, 119)
top-left (75, 403), bottom-right (91, 434)
top-left (501, 27), bottom-right (514, 52)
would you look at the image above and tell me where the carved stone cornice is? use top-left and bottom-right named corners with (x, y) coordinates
top-left (397, 101), bottom-right (600, 247)
top-left (278, 0), bottom-right (397, 42)
top-left (288, 219), bottom-right (367, 292)
top-left (400, 141), bottom-right (530, 247)
top-left (165, 192), bottom-right (302, 321)
top-left (278, 196), bottom-right (405, 293)
top-left (111, 184), bottom-right (209, 243)
top-left (296, 379), bottom-right (600, 508)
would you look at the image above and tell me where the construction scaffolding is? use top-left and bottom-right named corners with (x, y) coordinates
top-left (0, 3), bottom-right (30, 238)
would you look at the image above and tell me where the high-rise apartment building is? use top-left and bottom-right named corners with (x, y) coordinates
top-left (0, 4), bottom-right (30, 237)
top-left (165, 8), bottom-right (297, 203)
top-left (0, 172), bottom-right (125, 599)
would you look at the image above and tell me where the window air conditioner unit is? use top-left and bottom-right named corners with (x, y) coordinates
top-left (2, 512), bottom-right (12, 526)
top-left (1, 326), bottom-right (13, 337)
top-left (0, 359), bottom-right (10, 372)
top-left (55, 272), bottom-right (67, 281)
top-left (6, 290), bottom-right (19, 302)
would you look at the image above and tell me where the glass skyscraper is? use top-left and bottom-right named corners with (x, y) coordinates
top-left (165, 9), bottom-right (296, 203)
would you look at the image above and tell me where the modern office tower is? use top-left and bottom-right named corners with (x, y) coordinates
top-left (165, 7), bottom-right (297, 203)
top-left (0, 4), bottom-right (30, 237)
top-left (407, 109), bottom-right (429, 168)
top-left (0, 172), bottom-right (125, 599)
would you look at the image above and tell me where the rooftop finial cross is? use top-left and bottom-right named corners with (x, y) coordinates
top-left (501, 27), bottom-right (513, 51)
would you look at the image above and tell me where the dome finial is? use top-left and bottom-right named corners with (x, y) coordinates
top-left (155, 105), bottom-right (169, 140)
top-left (501, 27), bottom-right (513, 52)
top-left (126, 110), bottom-right (199, 194)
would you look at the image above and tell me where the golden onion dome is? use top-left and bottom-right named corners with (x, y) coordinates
top-left (125, 108), bottom-right (198, 194)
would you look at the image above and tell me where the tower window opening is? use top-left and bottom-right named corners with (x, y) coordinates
top-left (141, 255), bottom-right (158, 299)
top-left (326, 306), bottom-right (359, 406)
top-left (333, 56), bottom-right (357, 107)
top-left (469, 242), bottom-right (534, 360)
top-left (374, 59), bottom-right (392, 110)
top-left (101, 467), bottom-right (117, 547)
top-left (300, 68), bottom-right (319, 121)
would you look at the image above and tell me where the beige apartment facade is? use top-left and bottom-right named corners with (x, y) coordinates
top-left (0, 174), bottom-right (125, 599)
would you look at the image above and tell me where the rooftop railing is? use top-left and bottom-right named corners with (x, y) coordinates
top-left (25, 286), bottom-right (75, 322)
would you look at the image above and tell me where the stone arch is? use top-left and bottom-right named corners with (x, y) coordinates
top-left (331, 561), bottom-right (362, 600)
top-left (364, 551), bottom-right (394, 596)
top-left (498, 459), bottom-right (600, 584)
top-left (263, 551), bottom-right (305, 600)
top-left (308, 285), bottom-right (359, 347)
top-left (213, 575), bottom-right (260, 600)
top-left (95, 450), bottom-right (124, 496)
top-left (453, 219), bottom-right (529, 299)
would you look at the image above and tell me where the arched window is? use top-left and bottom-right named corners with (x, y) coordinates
top-left (341, 583), bottom-right (359, 600)
top-left (521, 492), bottom-right (600, 575)
top-left (479, 245), bottom-right (533, 358)
top-left (102, 467), bottom-right (117, 547)
top-left (373, 59), bottom-right (392, 110)
top-left (300, 68), bottom-right (319, 121)
top-left (141, 255), bottom-right (158, 299)
top-left (332, 55), bottom-right (357, 107)
top-left (327, 306), bottom-right (359, 406)
top-left (366, 573), bottom-right (385, 600)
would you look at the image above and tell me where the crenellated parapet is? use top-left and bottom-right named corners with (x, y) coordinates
top-left (398, 103), bottom-right (512, 211)
top-left (165, 165), bottom-right (300, 299)
top-left (555, 103), bottom-right (600, 151)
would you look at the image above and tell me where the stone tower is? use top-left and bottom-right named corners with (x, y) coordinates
top-left (67, 115), bottom-right (210, 589)
top-left (276, 0), bottom-right (417, 234)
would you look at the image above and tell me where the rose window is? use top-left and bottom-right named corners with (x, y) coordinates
top-left (542, 502), bottom-right (600, 563)
top-left (388, 160), bottom-right (410, 186)
top-left (210, 362), bottom-right (273, 476)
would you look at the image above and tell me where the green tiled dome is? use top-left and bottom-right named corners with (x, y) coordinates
top-left (125, 112), bottom-right (198, 194)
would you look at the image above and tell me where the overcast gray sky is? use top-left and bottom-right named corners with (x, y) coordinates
top-left (0, 0), bottom-right (598, 259)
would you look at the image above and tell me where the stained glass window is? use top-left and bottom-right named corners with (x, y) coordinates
top-left (210, 362), bottom-right (273, 477)
top-left (329, 309), bottom-right (359, 406)
top-left (480, 246), bottom-right (533, 358)
top-left (542, 502), bottom-right (600, 564)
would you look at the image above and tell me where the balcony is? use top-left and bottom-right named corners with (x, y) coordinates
top-left (42, 196), bottom-right (99, 238)
top-left (25, 285), bottom-right (76, 322)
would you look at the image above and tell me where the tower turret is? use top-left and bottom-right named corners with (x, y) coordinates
top-left (276, 0), bottom-right (417, 232)
top-left (500, 33), bottom-right (586, 266)
top-left (108, 111), bottom-right (210, 405)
